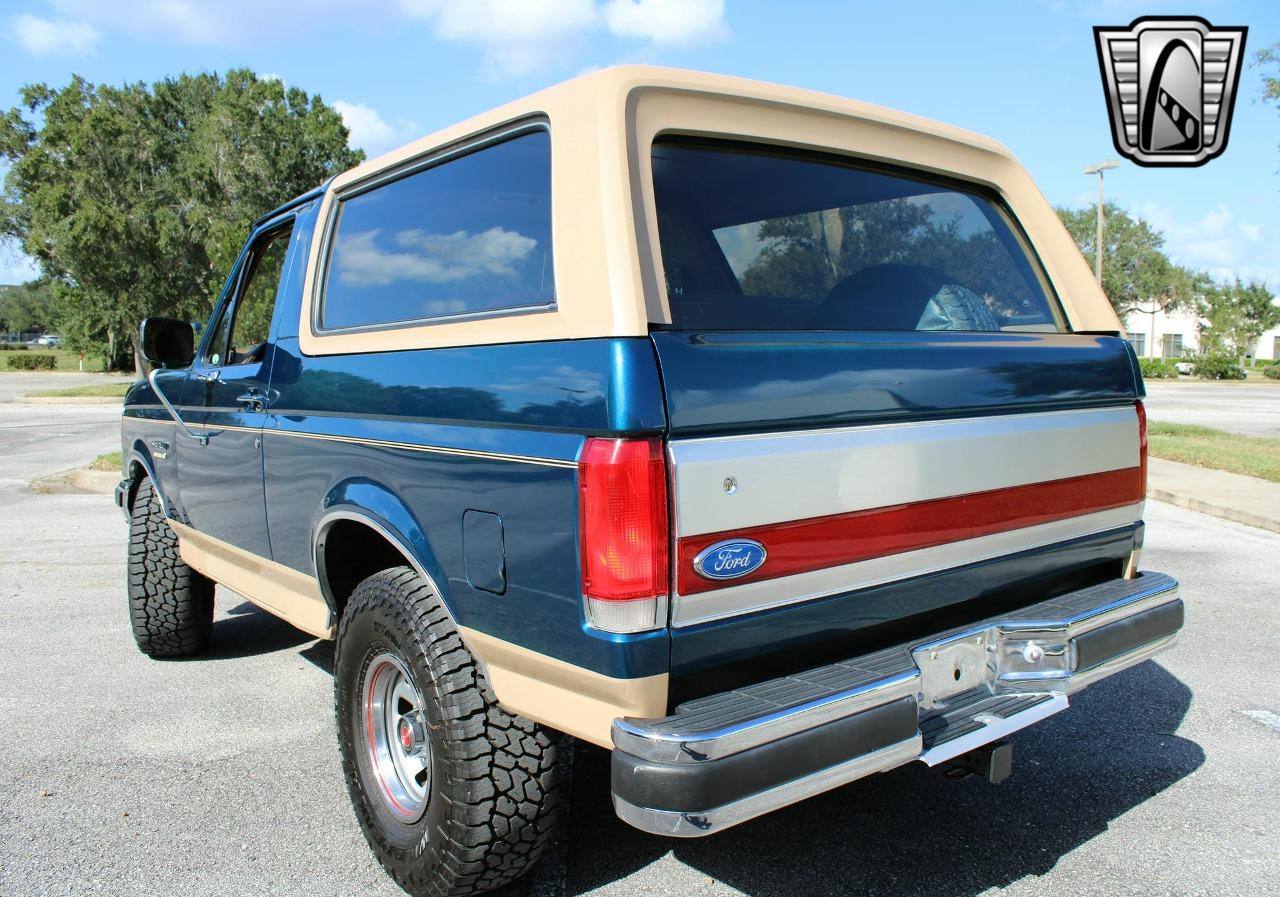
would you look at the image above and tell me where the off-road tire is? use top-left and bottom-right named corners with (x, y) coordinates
top-left (335, 567), bottom-right (560, 897)
top-left (126, 476), bottom-right (214, 657)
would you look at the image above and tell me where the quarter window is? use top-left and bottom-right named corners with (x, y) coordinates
top-left (321, 129), bottom-right (554, 331)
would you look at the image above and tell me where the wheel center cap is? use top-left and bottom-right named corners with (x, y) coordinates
top-left (396, 713), bottom-right (426, 755)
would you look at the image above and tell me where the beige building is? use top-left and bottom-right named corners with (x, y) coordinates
top-left (1123, 305), bottom-right (1280, 361)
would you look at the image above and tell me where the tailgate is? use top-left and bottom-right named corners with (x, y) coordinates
top-left (652, 330), bottom-right (1145, 698)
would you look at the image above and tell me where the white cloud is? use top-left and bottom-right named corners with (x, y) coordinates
top-left (8, 13), bottom-right (97, 56)
top-left (400, 0), bottom-right (598, 77)
top-left (50, 0), bottom-right (384, 45)
top-left (23, 1), bottom-right (727, 74)
top-left (335, 227), bottom-right (538, 287)
top-left (400, 0), bottom-right (728, 76)
top-left (333, 101), bottom-right (419, 156)
top-left (1137, 201), bottom-right (1279, 289)
top-left (602, 0), bottom-right (726, 46)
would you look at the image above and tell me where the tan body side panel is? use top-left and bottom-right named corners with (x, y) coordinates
top-left (167, 522), bottom-right (658, 747)
top-left (459, 627), bottom-right (667, 749)
top-left (169, 520), bottom-right (335, 639)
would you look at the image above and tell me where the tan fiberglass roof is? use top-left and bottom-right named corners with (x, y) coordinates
top-left (296, 66), bottom-right (1121, 356)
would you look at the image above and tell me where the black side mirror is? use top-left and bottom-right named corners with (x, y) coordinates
top-left (140, 317), bottom-right (195, 368)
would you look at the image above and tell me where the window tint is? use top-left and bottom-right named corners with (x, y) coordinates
top-left (206, 226), bottom-right (291, 366)
top-left (651, 139), bottom-right (1061, 333)
top-left (321, 129), bottom-right (553, 331)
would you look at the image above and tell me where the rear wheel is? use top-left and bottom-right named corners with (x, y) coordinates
top-left (335, 567), bottom-right (560, 897)
top-left (126, 476), bottom-right (214, 657)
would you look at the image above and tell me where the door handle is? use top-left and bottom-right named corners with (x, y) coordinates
top-left (236, 388), bottom-right (267, 412)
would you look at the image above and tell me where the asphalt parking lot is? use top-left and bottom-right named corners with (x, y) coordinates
top-left (1144, 381), bottom-right (1280, 438)
top-left (2, 387), bottom-right (1278, 897)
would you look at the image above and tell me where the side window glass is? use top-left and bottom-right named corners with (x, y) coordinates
top-left (321, 129), bottom-right (553, 331)
top-left (204, 297), bottom-right (234, 368)
top-left (205, 226), bottom-right (292, 366)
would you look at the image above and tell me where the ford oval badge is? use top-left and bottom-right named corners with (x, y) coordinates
top-left (693, 539), bottom-right (767, 581)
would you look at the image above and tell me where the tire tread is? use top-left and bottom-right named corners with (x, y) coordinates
top-left (126, 477), bottom-right (214, 657)
top-left (336, 567), bottom-right (560, 897)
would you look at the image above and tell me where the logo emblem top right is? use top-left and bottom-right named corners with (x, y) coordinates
top-left (1095, 17), bottom-right (1247, 167)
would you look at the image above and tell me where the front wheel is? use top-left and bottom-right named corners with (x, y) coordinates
top-left (335, 567), bottom-right (560, 896)
top-left (126, 477), bottom-right (214, 657)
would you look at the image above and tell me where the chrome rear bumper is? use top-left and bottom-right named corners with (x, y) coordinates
top-left (611, 572), bottom-right (1181, 836)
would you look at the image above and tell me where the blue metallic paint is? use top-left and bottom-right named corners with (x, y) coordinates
top-left (668, 525), bottom-right (1138, 700)
top-left (119, 186), bottom-right (1150, 692)
top-left (650, 330), bottom-right (1143, 436)
top-left (258, 336), bottom-right (670, 678)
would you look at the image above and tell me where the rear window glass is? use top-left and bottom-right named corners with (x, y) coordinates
top-left (321, 129), bottom-right (553, 331)
top-left (651, 139), bottom-right (1061, 332)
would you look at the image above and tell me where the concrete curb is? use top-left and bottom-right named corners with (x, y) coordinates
top-left (1148, 489), bottom-right (1280, 535)
top-left (15, 395), bottom-right (123, 405)
top-left (30, 467), bottom-right (118, 495)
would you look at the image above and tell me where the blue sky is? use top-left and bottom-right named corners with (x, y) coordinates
top-left (1, 0), bottom-right (1277, 288)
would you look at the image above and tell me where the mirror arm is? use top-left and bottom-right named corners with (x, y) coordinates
top-left (148, 368), bottom-right (212, 447)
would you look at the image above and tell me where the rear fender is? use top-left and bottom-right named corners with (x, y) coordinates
top-left (313, 477), bottom-right (457, 622)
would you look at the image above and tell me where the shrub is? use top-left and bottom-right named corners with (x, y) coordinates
top-left (1265, 364), bottom-right (1280, 380)
top-left (1138, 357), bottom-right (1179, 379)
top-left (5, 353), bottom-right (57, 370)
top-left (1191, 353), bottom-right (1247, 380)
top-left (0, 342), bottom-right (29, 350)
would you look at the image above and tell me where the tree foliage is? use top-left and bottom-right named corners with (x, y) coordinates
top-left (1260, 42), bottom-right (1280, 166)
top-left (1260, 43), bottom-right (1280, 105)
top-left (0, 279), bottom-right (55, 333)
top-left (1198, 278), bottom-right (1280, 358)
top-left (739, 199), bottom-right (1040, 319)
top-left (0, 70), bottom-right (362, 371)
top-left (1056, 202), bottom-right (1200, 318)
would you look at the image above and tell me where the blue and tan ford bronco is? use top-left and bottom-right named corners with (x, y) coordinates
top-left (117, 67), bottom-right (1183, 896)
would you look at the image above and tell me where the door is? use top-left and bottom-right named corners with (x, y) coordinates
top-left (179, 221), bottom-right (293, 558)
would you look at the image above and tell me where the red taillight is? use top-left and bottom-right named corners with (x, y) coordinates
top-left (578, 437), bottom-right (669, 631)
top-left (1136, 400), bottom-right (1148, 497)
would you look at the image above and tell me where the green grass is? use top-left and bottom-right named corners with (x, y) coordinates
top-left (91, 451), bottom-right (123, 471)
top-left (1148, 422), bottom-right (1280, 484)
top-left (0, 349), bottom-right (109, 372)
top-left (24, 382), bottom-right (131, 398)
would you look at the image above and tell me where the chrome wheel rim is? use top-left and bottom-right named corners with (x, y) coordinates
top-left (361, 652), bottom-right (431, 822)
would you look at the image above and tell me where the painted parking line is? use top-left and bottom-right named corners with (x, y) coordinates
top-left (1240, 709), bottom-right (1280, 734)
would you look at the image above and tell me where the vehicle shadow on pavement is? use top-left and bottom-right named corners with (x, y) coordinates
top-left (202, 598), bottom-right (316, 660)
top-left (564, 661), bottom-right (1201, 897)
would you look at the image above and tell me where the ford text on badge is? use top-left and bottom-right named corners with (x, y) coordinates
top-left (693, 539), bottom-right (768, 581)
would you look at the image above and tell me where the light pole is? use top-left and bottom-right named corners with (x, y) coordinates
top-left (1083, 160), bottom-right (1121, 286)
